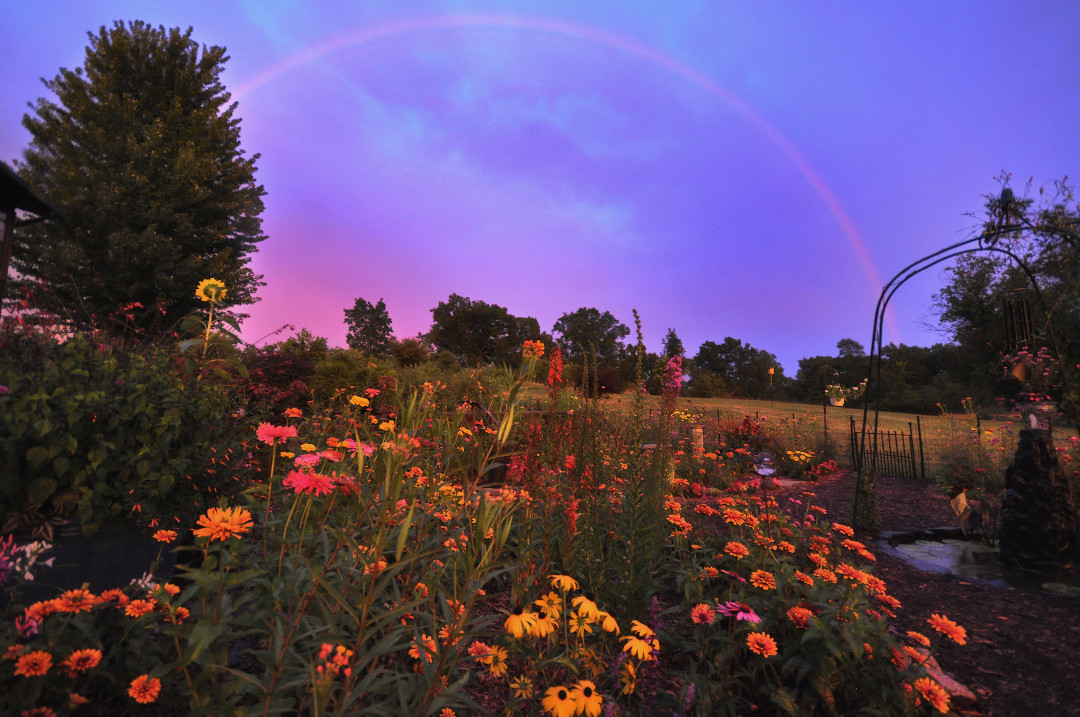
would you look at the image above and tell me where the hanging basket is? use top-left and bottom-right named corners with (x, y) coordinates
top-left (829, 397), bottom-right (845, 407)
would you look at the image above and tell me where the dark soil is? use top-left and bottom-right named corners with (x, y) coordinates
top-left (772, 470), bottom-right (1080, 717)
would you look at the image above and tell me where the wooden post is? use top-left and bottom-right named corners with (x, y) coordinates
top-left (0, 209), bottom-right (13, 308)
top-left (908, 422), bottom-right (917, 479)
top-left (916, 415), bottom-right (925, 480)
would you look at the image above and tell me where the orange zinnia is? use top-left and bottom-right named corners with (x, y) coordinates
top-left (913, 677), bottom-right (951, 713)
top-left (128, 674), bottom-right (162, 704)
top-left (926, 613), bottom-right (967, 645)
top-left (749, 570), bottom-right (776, 590)
top-left (14, 650), bottom-right (52, 677)
top-left (62, 648), bottom-right (103, 676)
top-left (193, 506), bottom-right (253, 542)
top-left (153, 529), bottom-right (177, 543)
top-left (59, 589), bottom-right (96, 613)
top-left (125, 599), bottom-right (157, 618)
top-left (746, 632), bottom-right (778, 657)
top-left (724, 541), bottom-right (749, 559)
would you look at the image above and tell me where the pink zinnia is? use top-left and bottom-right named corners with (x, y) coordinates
top-left (256, 423), bottom-right (298, 445)
top-left (293, 454), bottom-right (320, 467)
top-left (717, 601), bottom-right (761, 623)
top-left (283, 470), bottom-right (335, 496)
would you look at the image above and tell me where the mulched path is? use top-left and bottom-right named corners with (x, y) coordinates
top-left (771, 470), bottom-right (1080, 716)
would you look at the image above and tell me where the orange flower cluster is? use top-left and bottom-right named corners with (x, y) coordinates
top-left (193, 506), bottom-right (253, 542)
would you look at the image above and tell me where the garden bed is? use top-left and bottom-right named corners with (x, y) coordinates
top-left (771, 470), bottom-right (1080, 716)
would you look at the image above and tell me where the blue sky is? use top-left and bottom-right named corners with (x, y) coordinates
top-left (3, 1), bottom-right (1078, 372)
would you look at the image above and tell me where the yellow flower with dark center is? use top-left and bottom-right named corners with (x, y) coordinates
top-left (535, 591), bottom-right (563, 619)
top-left (619, 660), bottom-right (637, 695)
top-left (570, 679), bottom-right (603, 717)
top-left (629, 620), bottom-right (654, 638)
top-left (571, 594), bottom-right (599, 619)
top-left (568, 609), bottom-right (593, 638)
top-left (541, 685), bottom-right (576, 717)
top-left (529, 609), bottom-right (557, 638)
top-left (487, 645), bottom-right (508, 677)
top-left (195, 278), bottom-right (226, 303)
top-left (549, 574), bottom-right (579, 592)
top-left (620, 635), bottom-right (653, 660)
top-left (510, 674), bottom-right (533, 700)
top-left (504, 607), bottom-right (538, 638)
top-left (596, 611), bottom-right (620, 634)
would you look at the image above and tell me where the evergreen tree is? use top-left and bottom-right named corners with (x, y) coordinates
top-left (11, 21), bottom-right (266, 331)
top-left (344, 297), bottom-right (394, 356)
top-left (662, 328), bottom-right (685, 358)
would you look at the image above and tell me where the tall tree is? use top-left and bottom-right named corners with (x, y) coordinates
top-left (344, 297), bottom-right (393, 356)
top-left (933, 177), bottom-right (1080, 425)
top-left (690, 337), bottom-right (783, 399)
top-left (553, 307), bottom-right (629, 364)
top-left (427, 294), bottom-right (542, 365)
top-left (11, 21), bottom-right (266, 331)
top-left (662, 328), bottom-right (685, 358)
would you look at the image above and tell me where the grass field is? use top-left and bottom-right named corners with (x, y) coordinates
top-left (534, 389), bottom-right (1075, 483)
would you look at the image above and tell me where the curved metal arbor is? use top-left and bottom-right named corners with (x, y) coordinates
top-left (851, 192), bottom-right (1078, 527)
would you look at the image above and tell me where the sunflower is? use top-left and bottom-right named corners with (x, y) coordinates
top-left (620, 635), bottom-right (654, 660)
top-left (534, 591), bottom-right (563, 619)
top-left (541, 686), bottom-right (576, 717)
top-left (568, 610), bottom-right (593, 638)
top-left (571, 594), bottom-right (599, 619)
top-left (595, 611), bottom-right (620, 634)
top-left (570, 680), bottom-right (603, 717)
top-left (195, 278), bottom-right (227, 303)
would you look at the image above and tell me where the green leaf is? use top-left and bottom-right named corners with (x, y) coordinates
top-left (27, 476), bottom-right (58, 504)
top-left (185, 622), bottom-right (227, 664)
top-left (26, 445), bottom-right (49, 470)
top-left (395, 506), bottom-right (415, 562)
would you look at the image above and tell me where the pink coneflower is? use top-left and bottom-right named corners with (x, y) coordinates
top-left (256, 423), bottom-right (298, 445)
top-left (283, 470), bottom-right (335, 497)
top-left (717, 601), bottom-right (760, 623)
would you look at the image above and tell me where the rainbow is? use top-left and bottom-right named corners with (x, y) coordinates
top-left (234, 13), bottom-right (893, 338)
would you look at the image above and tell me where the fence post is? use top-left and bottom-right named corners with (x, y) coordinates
top-left (908, 422), bottom-right (917, 480)
top-left (849, 415), bottom-right (857, 470)
top-left (916, 415), bottom-right (925, 480)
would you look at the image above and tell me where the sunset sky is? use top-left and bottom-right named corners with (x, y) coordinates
top-left (3, 1), bottom-right (1078, 373)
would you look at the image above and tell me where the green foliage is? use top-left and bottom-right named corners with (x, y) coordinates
top-left (427, 294), bottom-right (544, 366)
top-left (343, 297), bottom-right (394, 356)
top-left (12, 21), bottom-right (265, 331)
top-left (553, 307), bottom-right (630, 365)
top-left (662, 328), bottom-right (685, 358)
top-left (690, 338), bottom-right (783, 399)
top-left (0, 329), bottom-right (250, 537)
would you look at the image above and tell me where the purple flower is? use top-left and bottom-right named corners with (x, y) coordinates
top-left (0, 385), bottom-right (9, 395)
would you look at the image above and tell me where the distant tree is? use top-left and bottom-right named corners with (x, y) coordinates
top-left (391, 337), bottom-right (430, 367)
top-left (11, 21), bottom-right (266, 331)
top-left (427, 294), bottom-right (542, 365)
top-left (662, 328), bottom-right (685, 358)
top-left (836, 338), bottom-right (865, 359)
top-left (553, 307), bottom-right (629, 365)
top-left (344, 298), bottom-right (393, 356)
top-left (276, 328), bottom-right (329, 364)
top-left (690, 337), bottom-right (783, 399)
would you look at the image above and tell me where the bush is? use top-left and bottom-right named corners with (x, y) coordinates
top-left (0, 329), bottom-right (252, 538)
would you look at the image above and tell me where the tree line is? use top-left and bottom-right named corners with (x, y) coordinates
top-left (7, 23), bottom-right (1077, 425)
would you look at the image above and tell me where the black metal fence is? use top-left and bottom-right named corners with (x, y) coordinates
top-left (850, 416), bottom-right (924, 480)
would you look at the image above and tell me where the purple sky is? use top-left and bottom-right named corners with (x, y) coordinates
top-left (4, 2), bottom-right (1078, 373)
